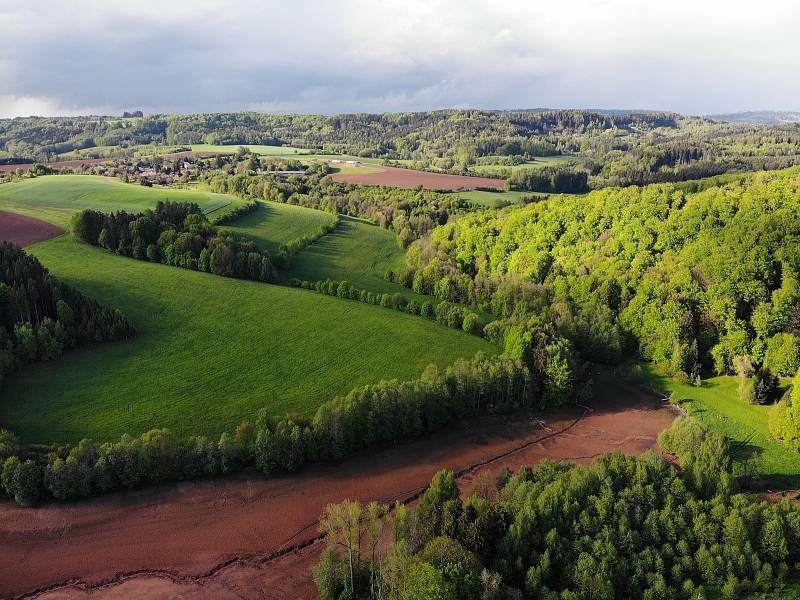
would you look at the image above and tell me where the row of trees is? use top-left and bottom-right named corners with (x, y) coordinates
top-left (0, 243), bottom-right (134, 388)
top-left (279, 214), bottom-right (339, 258)
top-left (290, 278), bottom-right (485, 337)
top-left (206, 169), bottom-right (473, 247)
top-left (0, 350), bottom-right (586, 506)
top-left (70, 201), bottom-right (277, 282)
top-left (314, 417), bottom-right (800, 600)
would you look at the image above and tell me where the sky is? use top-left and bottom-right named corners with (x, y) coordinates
top-left (1, 0), bottom-right (798, 118)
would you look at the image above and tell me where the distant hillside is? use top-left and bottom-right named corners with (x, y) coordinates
top-left (708, 110), bottom-right (800, 124)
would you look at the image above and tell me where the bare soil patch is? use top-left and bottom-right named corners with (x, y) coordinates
top-left (0, 211), bottom-right (63, 247)
top-left (0, 370), bottom-right (677, 599)
top-left (330, 165), bottom-right (505, 191)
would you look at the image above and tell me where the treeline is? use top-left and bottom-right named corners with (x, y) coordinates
top-left (507, 165), bottom-right (589, 193)
top-left (0, 351), bottom-right (580, 505)
top-left (398, 168), bottom-right (800, 382)
top-left (5, 110), bottom-right (800, 191)
top-left (210, 199), bottom-right (258, 225)
top-left (279, 215), bottom-right (339, 258)
top-left (313, 418), bottom-right (800, 600)
top-left (289, 278), bottom-right (485, 337)
top-left (70, 201), bottom-right (276, 282)
top-left (206, 170), bottom-right (474, 246)
top-left (0, 110), bottom-right (678, 160)
top-left (0, 243), bottom-right (134, 387)
top-left (770, 370), bottom-right (800, 453)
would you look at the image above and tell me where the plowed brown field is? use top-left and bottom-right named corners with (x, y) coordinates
top-left (0, 211), bottom-right (63, 247)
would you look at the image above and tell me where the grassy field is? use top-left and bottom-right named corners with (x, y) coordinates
top-left (0, 175), bottom-right (237, 227)
top-left (456, 189), bottom-right (581, 208)
top-left (219, 200), bottom-right (337, 254)
top-left (0, 236), bottom-right (494, 444)
top-left (637, 364), bottom-right (800, 488)
top-left (470, 155), bottom-right (582, 177)
top-left (283, 215), bottom-right (434, 302)
top-left (189, 143), bottom-right (314, 156)
top-left (456, 189), bottom-right (537, 207)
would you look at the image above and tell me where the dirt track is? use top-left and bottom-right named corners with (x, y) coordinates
top-left (0, 372), bottom-right (677, 600)
top-left (330, 165), bottom-right (505, 190)
top-left (0, 211), bottom-right (63, 247)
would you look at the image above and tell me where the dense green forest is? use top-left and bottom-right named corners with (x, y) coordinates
top-left (396, 168), bottom-right (800, 380)
top-left (313, 418), bottom-right (800, 600)
top-left (3, 110), bottom-right (800, 189)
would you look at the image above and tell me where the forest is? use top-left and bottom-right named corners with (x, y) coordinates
top-left (312, 419), bottom-right (799, 600)
top-left (395, 168), bottom-right (800, 380)
top-left (3, 109), bottom-right (800, 191)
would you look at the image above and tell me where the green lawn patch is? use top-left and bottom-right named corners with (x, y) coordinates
top-left (0, 236), bottom-right (495, 444)
top-left (637, 364), bottom-right (800, 488)
top-left (220, 200), bottom-right (337, 254)
top-left (470, 155), bottom-right (582, 177)
top-left (283, 215), bottom-right (434, 304)
top-left (0, 175), bottom-right (239, 227)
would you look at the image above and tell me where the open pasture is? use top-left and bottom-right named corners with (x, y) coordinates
top-left (189, 143), bottom-right (315, 156)
top-left (0, 236), bottom-right (494, 444)
top-left (638, 364), bottom-right (800, 487)
top-left (220, 200), bottom-right (337, 254)
top-left (330, 165), bottom-right (504, 190)
top-left (284, 215), bottom-right (433, 301)
top-left (0, 175), bottom-right (237, 226)
top-left (469, 154), bottom-right (581, 176)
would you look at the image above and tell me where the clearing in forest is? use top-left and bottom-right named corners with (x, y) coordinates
top-left (330, 165), bottom-right (505, 190)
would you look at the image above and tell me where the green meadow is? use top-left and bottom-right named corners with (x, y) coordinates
top-left (638, 364), bottom-right (800, 487)
top-left (220, 200), bottom-right (337, 254)
top-left (0, 175), bottom-right (238, 227)
top-left (189, 143), bottom-right (314, 156)
top-left (284, 215), bottom-right (433, 302)
top-left (0, 236), bottom-right (494, 444)
top-left (469, 155), bottom-right (582, 177)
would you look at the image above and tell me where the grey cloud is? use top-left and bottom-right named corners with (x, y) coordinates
top-left (1, 0), bottom-right (799, 117)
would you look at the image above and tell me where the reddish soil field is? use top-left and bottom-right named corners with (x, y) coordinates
top-left (330, 165), bottom-right (505, 191)
top-left (0, 211), bottom-right (63, 247)
top-left (0, 371), bottom-right (677, 600)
